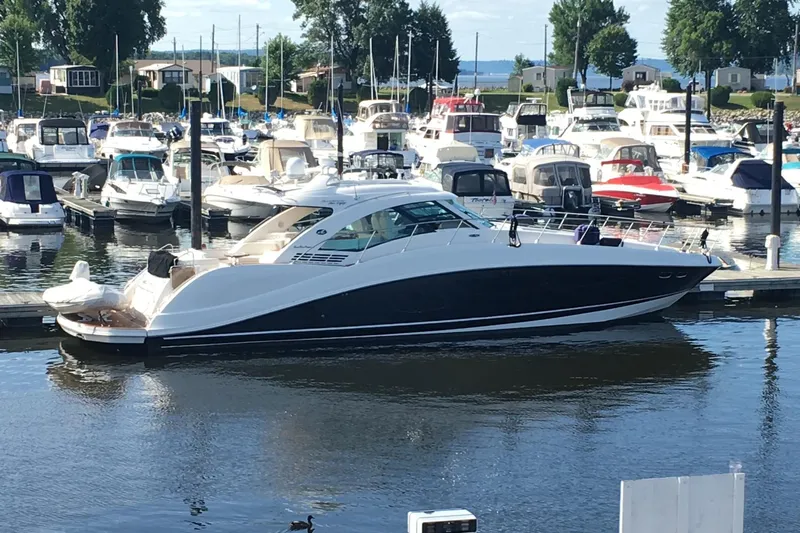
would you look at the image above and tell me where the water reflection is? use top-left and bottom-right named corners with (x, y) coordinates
top-left (0, 231), bottom-right (64, 286)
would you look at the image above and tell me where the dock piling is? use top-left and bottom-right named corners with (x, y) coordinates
top-left (190, 100), bottom-right (202, 249)
top-left (768, 101), bottom-right (784, 270)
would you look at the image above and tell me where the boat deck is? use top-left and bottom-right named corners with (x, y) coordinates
top-left (62, 309), bottom-right (147, 330)
top-left (55, 187), bottom-right (116, 231)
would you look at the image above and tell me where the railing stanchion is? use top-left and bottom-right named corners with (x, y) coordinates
top-left (534, 218), bottom-right (551, 243)
top-left (356, 231), bottom-right (378, 264)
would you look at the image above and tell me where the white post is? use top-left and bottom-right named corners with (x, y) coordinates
top-left (115, 34), bottom-right (120, 111)
top-left (280, 34), bottom-right (284, 112)
top-left (407, 32), bottom-right (412, 110)
top-left (15, 40), bottom-right (21, 117)
top-left (129, 65), bottom-right (134, 116)
top-left (181, 45), bottom-right (186, 112)
top-left (330, 34), bottom-right (335, 114)
top-left (766, 235), bottom-right (781, 270)
top-left (265, 36), bottom-right (269, 115)
top-left (369, 37), bottom-right (375, 100)
top-left (435, 39), bottom-right (440, 98)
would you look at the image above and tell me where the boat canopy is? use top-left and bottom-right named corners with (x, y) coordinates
top-left (349, 150), bottom-right (405, 170)
top-left (433, 142), bottom-right (480, 164)
top-left (729, 160), bottom-right (794, 190)
top-left (435, 162), bottom-right (511, 196)
top-left (294, 115), bottom-right (337, 140)
top-left (89, 123), bottom-right (109, 140)
top-left (0, 170), bottom-right (58, 205)
top-left (691, 146), bottom-right (750, 169)
top-left (257, 139), bottom-right (317, 174)
top-left (38, 118), bottom-right (89, 145)
top-left (110, 154), bottom-right (165, 182)
top-left (521, 138), bottom-right (580, 157)
top-left (0, 153), bottom-right (37, 172)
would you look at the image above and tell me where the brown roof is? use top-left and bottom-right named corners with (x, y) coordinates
top-left (135, 59), bottom-right (213, 75)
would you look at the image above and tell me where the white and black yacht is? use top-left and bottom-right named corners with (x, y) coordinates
top-left (45, 180), bottom-right (719, 351)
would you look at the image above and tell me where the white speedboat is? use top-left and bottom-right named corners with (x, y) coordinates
top-left (274, 114), bottom-right (338, 163)
top-left (499, 98), bottom-right (548, 149)
top-left (679, 158), bottom-right (799, 215)
top-left (163, 140), bottom-right (227, 194)
top-left (757, 143), bottom-right (800, 191)
top-left (98, 121), bottom-right (168, 160)
top-left (7, 118), bottom-right (40, 154)
top-left (47, 178), bottom-right (720, 350)
top-left (346, 100), bottom-right (417, 167)
top-left (186, 115), bottom-right (251, 161)
top-left (100, 154), bottom-right (180, 222)
top-left (25, 118), bottom-right (99, 171)
top-left (0, 170), bottom-right (65, 227)
top-left (550, 89), bottom-right (622, 155)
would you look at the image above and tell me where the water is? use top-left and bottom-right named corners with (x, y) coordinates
top-left (2, 219), bottom-right (800, 532)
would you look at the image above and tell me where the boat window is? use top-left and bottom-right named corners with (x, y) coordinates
top-left (278, 147), bottom-right (315, 168)
top-left (577, 165), bottom-right (592, 188)
top-left (555, 164), bottom-right (579, 186)
top-left (572, 118), bottom-right (620, 132)
top-left (512, 165), bottom-right (526, 184)
top-left (200, 122), bottom-right (234, 136)
top-left (455, 172), bottom-right (481, 195)
top-left (321, 201), bottom-right (465, 252)
top-left (443, 199), bottom-right (494, 228)
top-left (112, 124), bottom-right (154, 137)
top-left (649, 125), bottom-right (673, 137)
top-left (17, 123), bottom-right (36, 140)
top-left (533, 165), bottom-right (557, 186)
top-left (446, 115), bottom-right (500, 133)
top-left (114, 157), bottom-right (165, 181)
top-left (0, 159), bottom-right (36, 171)
top-left (22, 175), bottom-right (42, 201)
top-left (40, 126), bottom-right (89, 145)
top-left (483, 171), bottom-right (510, 195)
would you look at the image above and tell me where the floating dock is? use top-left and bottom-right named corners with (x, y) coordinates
top-left (174, 193), bottom-right (231, 230)
top-left (55, 187), bottom-right (115, 232)
top-left (0, 292), bottom-right (52, 327)
top-left (673, 192), bottom-right (733, 217)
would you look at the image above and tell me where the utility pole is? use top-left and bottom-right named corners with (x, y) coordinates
top-left (173, 37), bottom-right (177, 64)
top-left (793, 22), bottom-right (799, 94)
top-left (199, 35), bottom-right (203, 113)
top-left (573, 16), bottom-right (581, 83)
top-left (211, 24), bottom-right (216, 75)
top-left (473, 32), bottom-right (478, 90)
top-left (544, 24), bottom-right (548, 96)
top-left (256, 24), bottom-right (260, 63)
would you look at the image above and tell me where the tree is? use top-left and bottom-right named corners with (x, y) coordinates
top-left (294, 40), bottom-right (329, 71)
top-left (411, 1), bottom-right (459, 82)
top-left (0, 1), bottom-right (39, 78)
top-left (263, 34), bottom-right (300, 90)
top-left (307, 78), bottom-right (328, 107)
top-left (662, 0), bottom-right (735, 116)
top-left (159, 83), bottom-right (183, 111)
top-left (733, 0), bottom-right (794, 74)
top-left (549, 0), bottom-right (629, 85)
top-left (512, 53), bottom-right (533, 77)
top-left (587, 25), bottom-right (636, 89)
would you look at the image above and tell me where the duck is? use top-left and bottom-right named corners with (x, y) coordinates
top-left (290, 515), bottom-right (314, 530)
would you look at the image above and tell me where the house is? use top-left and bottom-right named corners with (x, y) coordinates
top-left (715, 66), bottom-right (751, 91)
top-left (216, 66), bottom-right (264, 95)
top-left (49, 65), bottom-right (103, 95)
top-left (292, 65), bottom-right (352, 93)
top-left (622, 64), bottom-right (660, 84)
top-left (510, 65), bottom-right (572, 92)
top-left (0, 66), bottom-right (11, 95)
top-left (137, 62), bottom-right (195, 90)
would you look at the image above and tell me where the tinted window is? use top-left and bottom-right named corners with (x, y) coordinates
top-left (441, 172), bottom-right (453, 191)
top-left (578, 166), bottom-right (591, 188)
top-left (556, 164), bottom-right (578, 186)
top-left (513, 166), bottom-right (526, 184)
top-left (483, 171), bottom-right (510, 195)
top-left (454, 172), bottom-right (482, 195)
top-left (533, 165), bottom-right (557, 186)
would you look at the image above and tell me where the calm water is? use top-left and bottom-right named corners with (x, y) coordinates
top-left (2, 219), bottom-right (800, 532)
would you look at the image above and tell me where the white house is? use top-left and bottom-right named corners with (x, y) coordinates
top-left (715, 66), bottom-right (751, 91)
top-left (0, 66), bottom-right (12, 95)
top-left (49, 65), bottom-right (102, 95)
top-left (510, 65), bottom-right (572, 92)
top-left (622, 64), bottom-right (660, 84)
top-left (292, 65), bottom-right (352, 93)
top-left (216, 66), bottom-right (264, 95)
top-left (137, 62), bottom-right (195, 91)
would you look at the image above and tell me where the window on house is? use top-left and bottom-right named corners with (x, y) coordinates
top-left (535, 73), bottom-right (542, 81)
top-left (729, 73), bottom-right (740, 84)
top-left (163, 70), bottom-right (186, 84)
top-left (69, 70), bottom-right (98, 87)
top-left (635, 71), bottom-right (647, 81)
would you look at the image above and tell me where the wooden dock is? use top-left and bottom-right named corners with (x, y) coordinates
top-left (174, 193), bottom-right (231, 230)
top-left (0, 292), bottom-right (54, 327)
top-left (673, 193), bottom-right (733, 217)
top-left (55, 187), bottom-right (116, 232)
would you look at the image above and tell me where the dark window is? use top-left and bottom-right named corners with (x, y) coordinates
top-left (533, 165), bottom-right (557, 186)
top-left (578, 165), bottom-right (591, 188)
top-left (556, 164), bottom-right (578, 186)
top-left (513, 166), bottom-right (526, 184)
top-left (441, 172), bottom-right (453, 191)
top-left (454, 172), bottom-right (482, 195)
top-left (482, 171), bottom-right (510, 195)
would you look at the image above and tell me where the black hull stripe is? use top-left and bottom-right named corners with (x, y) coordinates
top-left (158, 292), bottom-right (681, 347)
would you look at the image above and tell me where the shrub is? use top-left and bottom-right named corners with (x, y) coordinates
top-left (661, 78), bottom-right (681, 93)
top-left (105, 84), bottom-right (131, 108)
top-left (307, 79), bottom-right (328, 108)
top-left (613, 92), bottom-right (628, 107)
top-left (709, 85), bottom-right (732, 107)
top-left (751, 91), bottom-right (775, 109)
top-left (185, 87), bottom-right (200, 99)
top-left (555, 77), bottom-right (577, 108)
top-left (255, 84), bottom-right (279, 107)
top-left (208, 77), bottom-right (236, 108)
top-left (621, 80), bottom-right (635, 92)
top-left (522, 82), bottom-right (534, 92)
top-left (783, 86), bottom-right (794, 94)
top-left (140, 87), bottom-right (159, 98)
top-left (159, 83), bottom-right (184, 110)
top-left (357, 84), bottom-right (373, 102)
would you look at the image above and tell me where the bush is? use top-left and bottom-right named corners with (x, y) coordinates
top-left (709, 85), bottom-right (732, 107)
top-left (783, 86), bottom-right (794, 94)
top-left (159, 83), bottom-right (184, 110)
top-left (522, 83), bottom-right (534, 92)
top-left (255, 84), bottom-right (279, 107)
top-left (407, 86), bottom-right (428, 113)
top-left (208, 78), bottom-right (236, 109)
top-left (621, 80), bottom-right (635, 92)
top-left (556, 77), bottom-right (577, 108)
top-left (357, 84), bottom-right (373, 102)
top-left (185, 87), bottom-right (200, 99)
top-left (751, 91), bottom-right (775, 109)
top-left (105, 84), bottom-right (131, 108)
top-left (140, 87), bottom-right (159, 98)
top-left (307, 79), bottom-right (328, 108)
top-left (613, 92), bottom-right (628, 107)
top-left (661, 78), bottom-right (681, 93)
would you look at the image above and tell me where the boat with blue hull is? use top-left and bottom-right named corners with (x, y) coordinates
top-left (44, 179), bottom-right (719, 352)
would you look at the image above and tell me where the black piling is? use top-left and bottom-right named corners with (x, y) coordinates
top-left (771, 101), bottom-right (785, 236)
top-left (336, 81), bottom-right (344, 176)
top-left (190, 100), bottom-right (202, 250)
top-left (683, 81), bottom-right (692, 169)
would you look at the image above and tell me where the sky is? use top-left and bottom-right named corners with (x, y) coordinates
top-left (153, 0), bottom-right (668, 60)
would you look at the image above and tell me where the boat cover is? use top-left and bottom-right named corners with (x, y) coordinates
top-left (148, 250), bottom-right (178, 278)
top-left (730, 160), bottom-right (793, 190)
top-left (0, 171), bottom-right (58, 205)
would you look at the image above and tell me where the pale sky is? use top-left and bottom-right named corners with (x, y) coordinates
top-left (153, 0), bottom-right (668, 60)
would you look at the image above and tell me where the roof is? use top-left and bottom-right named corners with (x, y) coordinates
top-left (599, 137), bottom-right (645, 148)
top-left (438, 162), bottom-right (502, 175)
top-left (39, 118), bottom-right (86, 128)
top-left (138, 62), bottom-right (194, 72)
top-left (691, 146), bottom-right (749, 158)
top-left (521, 138), bottom-right (572, 149)
top-left (135, 59), bottom-right (213, 75)
top-left (623, 64), bottom-right (660, 71)
top-left (715, 66), bottom-right (751, 72)
top-left (216, 65), bottom-right (262, 72)
top-left (170, 139), bottom-right (222, 152)
top-left (522, 155), bottom-right (588, 166)
top-left (522, 65), bottom-right (571, 71)
top-left (351, 150), bottom-right (404, 157)
top-left (50, 64), bottom-right (97, 70)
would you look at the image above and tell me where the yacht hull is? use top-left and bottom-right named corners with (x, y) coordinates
top-left (103, 198), bottom-right (178, 222)
top-left (202, 195), bottom-right (280, 221)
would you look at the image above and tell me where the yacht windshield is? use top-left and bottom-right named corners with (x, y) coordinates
top-left (444, 199), bottom-right (494, 227)
top-left (113, 157), bottom-right (165, 181)
top-left (40, 126), bottom-right (88, 145)
top-left (572, 118), bottom-right (620, 132)
top-left (17, 124), bottom-right (37, 139)
top-left (201, 122), bottom-right (235, 136)
top-left (446, 115), bottom-right (501, 133)
top-left (112, 124), bottom-right (154, 137)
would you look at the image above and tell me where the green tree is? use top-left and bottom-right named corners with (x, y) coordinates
top-left (307, 78), bottom-right (328, 107)
top-left (662, 0), bottom-right (735, 116)
top-left (411, 1), bottom-right (459, 82)
top-left (512, 53), bottom-right (533, 77)
top-left (263, 34), bottom-right (300, 90)
top-left (587, 24), bottom-right (636, 89)
top-left (159, 83), bottom-right (183, 111)
top-left (363, 0), bottom-right (413, 81)
top-left (294, 40), bottom-right (329, 71)
top-left (733, 0), bottom-right (794, 74)
top-left (549, 0), bottom-right (629, 85)
top-left (0, 1), bottom-right (39, 78)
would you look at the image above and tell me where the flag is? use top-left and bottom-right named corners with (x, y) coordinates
top-left (179, 108), bottom-right (187, 120)
top-left (238, 107), bottom-right (246, 118)
top-left (331, 108), bottom-right (337, 121)
top-left (17, 109), bottom-right (22, 118)
top-left (277, 108), bottom-right (285, 120)
top-left (264, 112), bottom-right (271, 123)
top-left (111, 108), bottom-right (120, 118)
top-left (405, 103), bottom-right (410, 114)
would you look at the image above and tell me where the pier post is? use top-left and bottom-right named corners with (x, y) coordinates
top-left (190, 100), bottom-right (202, 250)
top-left (768, 101), bottom-right (784, 270)
top-left (336, 81), bottom-right (344, 176)
top-left (683, 82), bottom-right (692, 169)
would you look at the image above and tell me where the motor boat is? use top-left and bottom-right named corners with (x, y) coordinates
top-left (678, 158), bottom-right (798, 215)
top-left (163, 139), bottom-right (227, 194)
top-left (253, 139), bottom-right (319, 186)
top-left (46, 178), bottom-right (721, 350)
top-left (669, 146), bottom-right (750, 188)
top-left (507, 154), bottom-right (594, 212)
top-left (494, 139), bottom-right (580, 175)
top-left (98, 121), bottom-right (169, 160)
top-left (591, 171), bottom-right (680, 213)
top-left (346, 100), bottom-right (417, 167)
top-left (273, 114), bottom-right (338, 163)
top-left (7, 118), bottom-right (40, 154)
top-left (100, 154), bottom-right (180, 222)
top-left (414, 160), bottom-right (514, 219)
top-left (728, 119), bottom-right (786, 156)
top-left (25, 118), bottom-right (99, 171)
top-left (345, 150), bottom-right (412, 180)
top-left (757, 143), bottom-right (800, 191)
top-left (588, 137), bottom-right (664, 181)
top-left (550, 89), bottom-right (622, 155)
top-left (186, 114), bottom-right (251, 161)
top-left (499, 98), bottom-right (548, 149)
top-left (0, 170), bottom-right (65, 227)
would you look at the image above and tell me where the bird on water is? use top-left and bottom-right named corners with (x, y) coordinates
top-left (290, 515), bottom-right (314, 530)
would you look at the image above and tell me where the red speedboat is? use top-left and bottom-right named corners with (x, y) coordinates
top-left (593, 174), bottom-right (680, 213)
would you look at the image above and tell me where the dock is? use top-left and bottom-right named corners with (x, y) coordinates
top-left (55, 187), bottom-right (116, 232)
top-left (0, 292), bottom-right (54, 327)
top-left (673, 192), bottom-right (733, 217)
top-left (174, 193), bottom-right (231, 230)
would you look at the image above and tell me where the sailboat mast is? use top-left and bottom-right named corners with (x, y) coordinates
top-left (15, 40), bottom-right (21, 117)
top-left (369, 38), bottom-right (375, 99)
top-left (280, 34), bottom-right (284, 112)
top-left (330, 35), bottom-right (334, 115)
top-left (406, 32), bottom-right (412, 111)
top-left (182, 46), bottom-right (186, 114)
top-left (264, 36), bottom-right (269, 116)
top-left (237, 14), bottom-right (242, 114)
top-left (115, 34), bottom-right (120, 112)
top-left (218, 50), bottom-right (225, 120)
top-left (435, 40), bottom-right (439, 98)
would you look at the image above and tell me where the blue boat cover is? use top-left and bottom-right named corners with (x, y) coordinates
top-left (730, 160), bottom-right (794, 190)
top-left (691, 146), bottom-right (748, 159)
top-left (521, 138), bottom-right (571, 149)
top-left (0, 170), bottom-right (58, 204)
